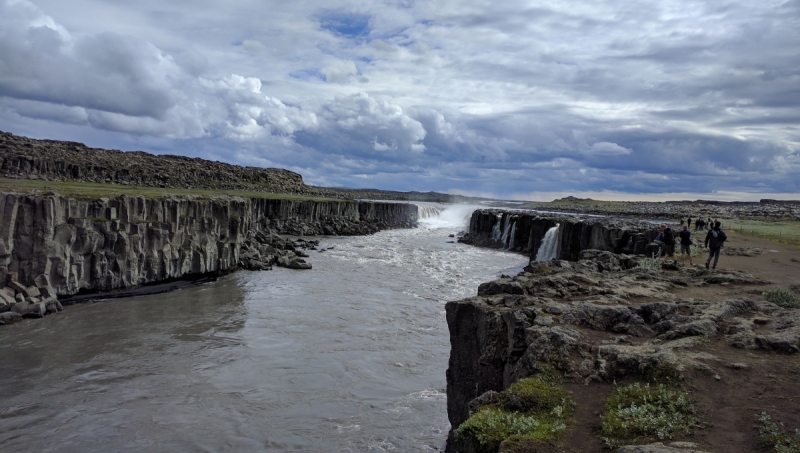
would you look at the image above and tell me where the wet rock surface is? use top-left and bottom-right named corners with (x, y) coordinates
top-left (444, 250), bottom-right (794, 452)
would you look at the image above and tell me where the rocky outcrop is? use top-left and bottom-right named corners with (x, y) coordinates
top-left (459, 210), bottom-right (659, 260)
top-left (0, 131), bottom-right (309, 195)
top-left (0, 191), bottom-right (418, 319)
top-left (445, 251), bottom-right (783, 452)
top-left (0, 131), bottom-right (492, 203)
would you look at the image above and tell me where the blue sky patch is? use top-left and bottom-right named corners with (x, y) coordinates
top-left (318, 12), bottom-right (371, 39)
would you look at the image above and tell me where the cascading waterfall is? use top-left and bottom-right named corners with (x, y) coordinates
top-left (506, 222), bottom-right (517, 250)
top-left (491, 214), bottom-right (503, 242)
top-left (535, 224), bottom-right (561, 262)
top-left (500, 216), bottom-right (516, 250)
top-left (417, 205), bottom-right (441, 219)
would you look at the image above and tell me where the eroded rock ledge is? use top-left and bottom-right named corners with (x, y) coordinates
top-left (459, 209), bottom-right (660, 259)
top-left (0, 191), bottom-right (418, 321)
top-left (444, 250), bottom-right (794, 452)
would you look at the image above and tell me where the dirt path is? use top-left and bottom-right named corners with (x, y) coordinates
top-left (556, 233), bottom-right (800, 452)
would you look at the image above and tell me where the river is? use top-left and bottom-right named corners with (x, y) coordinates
top-left (0, 205), bottom-right (528, 452)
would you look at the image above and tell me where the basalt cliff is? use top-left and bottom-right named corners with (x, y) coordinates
top-left (446, 210), bottom-right (800, 452)
top-left (458, 209), bottom-right (661, 260)
top-left (0, 193), bottom-right (418, 320)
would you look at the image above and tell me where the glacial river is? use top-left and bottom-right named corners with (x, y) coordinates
top-left (0, 205), bottom-right (527, 453)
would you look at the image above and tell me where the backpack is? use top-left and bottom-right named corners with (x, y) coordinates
top-left (662, 228), bottom-right (675, 245)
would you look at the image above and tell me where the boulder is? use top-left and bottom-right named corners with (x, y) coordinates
top-left (11, 301), bottom-right (46, 318)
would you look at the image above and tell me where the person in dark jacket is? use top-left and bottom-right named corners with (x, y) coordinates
top-left (679, 226), bottom-right (693, 266)
top-left (704, 221), bottom-right (727, 269)
top-left (659, 224), bottom-right (677, 261)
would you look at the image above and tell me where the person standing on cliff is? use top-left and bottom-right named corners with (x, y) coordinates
top-left (659, 224), bottom-right (677, 262)
top-left (679, 225), bottom-right (693, 266)
top-left (704, 221), bottom-right (727, 270)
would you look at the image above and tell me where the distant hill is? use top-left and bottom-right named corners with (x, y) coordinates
top-left (0, 131), bottom-right (492, 203)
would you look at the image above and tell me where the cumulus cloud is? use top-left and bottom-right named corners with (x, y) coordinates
top-left (295, 92), bottom-right (426, 156)
top-left (0, 0), bottom-right (798, 198)
top-left (320, 59), bottom-right (358, 83)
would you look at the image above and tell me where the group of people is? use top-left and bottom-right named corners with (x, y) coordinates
top-left (683, 217), bottom-right (719, 231)
top-left (655, 220), bottom-right (728, 269)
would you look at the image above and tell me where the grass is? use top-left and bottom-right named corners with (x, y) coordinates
top-left (757, 412), bottom-right (800, 453)
top-left (726, 219), bottom-right (800, 248)
top-left (763, 287), bottom-right (800, 308)
top-left (455, 376), bottom-right (574, 453)
top-left (635, 258), bottom-right (662, 271)
top-left (600, 382), bottom-right (699, 447)
top-left (0, 178), bottom-right (341, 202)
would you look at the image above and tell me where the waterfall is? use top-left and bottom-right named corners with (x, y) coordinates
top-left (491, 215), bottom-right (503, 242)
top-left (535, 224), bottom-right (561, 262)
top-left (506, 222), bottom-right (517, 250)
top-left (417, 205), bottom-right (441, 219)
top-left (500, 216), bottom-right (516, 249)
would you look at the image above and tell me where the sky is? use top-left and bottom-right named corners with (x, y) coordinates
top-left (1, 0), bottom-right (799, 201)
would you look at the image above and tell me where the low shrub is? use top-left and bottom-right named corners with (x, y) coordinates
top-left (601, 383), bottom-right (699, 447)
top-left (763, 287), bottom-right (800, 308)
top-left (635, 259), bottom-right (662, 271)
top-left (455, 376), bottom-right (573, 452)
top-left (756, 412), bottom-right (800, 453)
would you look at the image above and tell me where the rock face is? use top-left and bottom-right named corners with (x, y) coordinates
top-left (0, 191), bottom-right (418, 312)
top-left (459, 210), bottom-right (659, 260)
top-left (444, 251), bottom-right (788, 452)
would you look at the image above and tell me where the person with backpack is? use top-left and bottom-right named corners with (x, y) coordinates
top-left (659, 224), bottom-right (677, 261)
top-left (679, 225), bottom-right (694, 266)
top-left (704, 221), bottom-right (727, 269)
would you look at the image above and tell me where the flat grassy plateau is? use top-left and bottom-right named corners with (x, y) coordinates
top-left (0, 177), bottom-right (341, 202)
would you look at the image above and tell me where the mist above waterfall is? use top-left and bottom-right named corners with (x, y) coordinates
top-left (418, 204), bottom-right (481, 230)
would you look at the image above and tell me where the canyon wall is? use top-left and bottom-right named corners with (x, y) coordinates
top-left (0, 191), bottom-right (418, 316)
top-left (459, 209), bottom-right (659, 261)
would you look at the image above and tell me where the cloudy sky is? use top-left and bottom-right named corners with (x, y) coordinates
top-left (1, 0), bottom-right (798, 200)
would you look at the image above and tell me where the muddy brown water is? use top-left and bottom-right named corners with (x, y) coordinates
top-left (0, 206), bottom-right (528, 453)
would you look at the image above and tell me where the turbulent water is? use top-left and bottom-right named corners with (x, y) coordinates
top-left (0, 205), bottom-right (528, 453)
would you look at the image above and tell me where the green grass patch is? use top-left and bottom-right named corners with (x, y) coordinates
top-left (455, 376), bottom-right (574, 453)
top-left (757, 412), bottom-right (800, 453)
top-left (0, 178), bottom-right (342, 202)
top-left (763, 287), bottom-right (800, 308)
top-left (635, 258), bottom-right (662, 271)
top-left (726, 219), bottom-right (800, 248)
top-left (600, 383), bottom-right (699, 447)
top-left (642, 363), bottom-right (683, 387)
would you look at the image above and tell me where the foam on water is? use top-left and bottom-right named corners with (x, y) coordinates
top-left (417, 204), bottom-right (481, 230)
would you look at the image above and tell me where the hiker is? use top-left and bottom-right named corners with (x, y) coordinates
top-left (659, 224), bottom-right (677, 261)
top-left (704, 221), bottom-right (727, 270)
top-left (687, 217), bottom-right (692, 232)
top-left (679, 225), bottom-right (693, 266)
